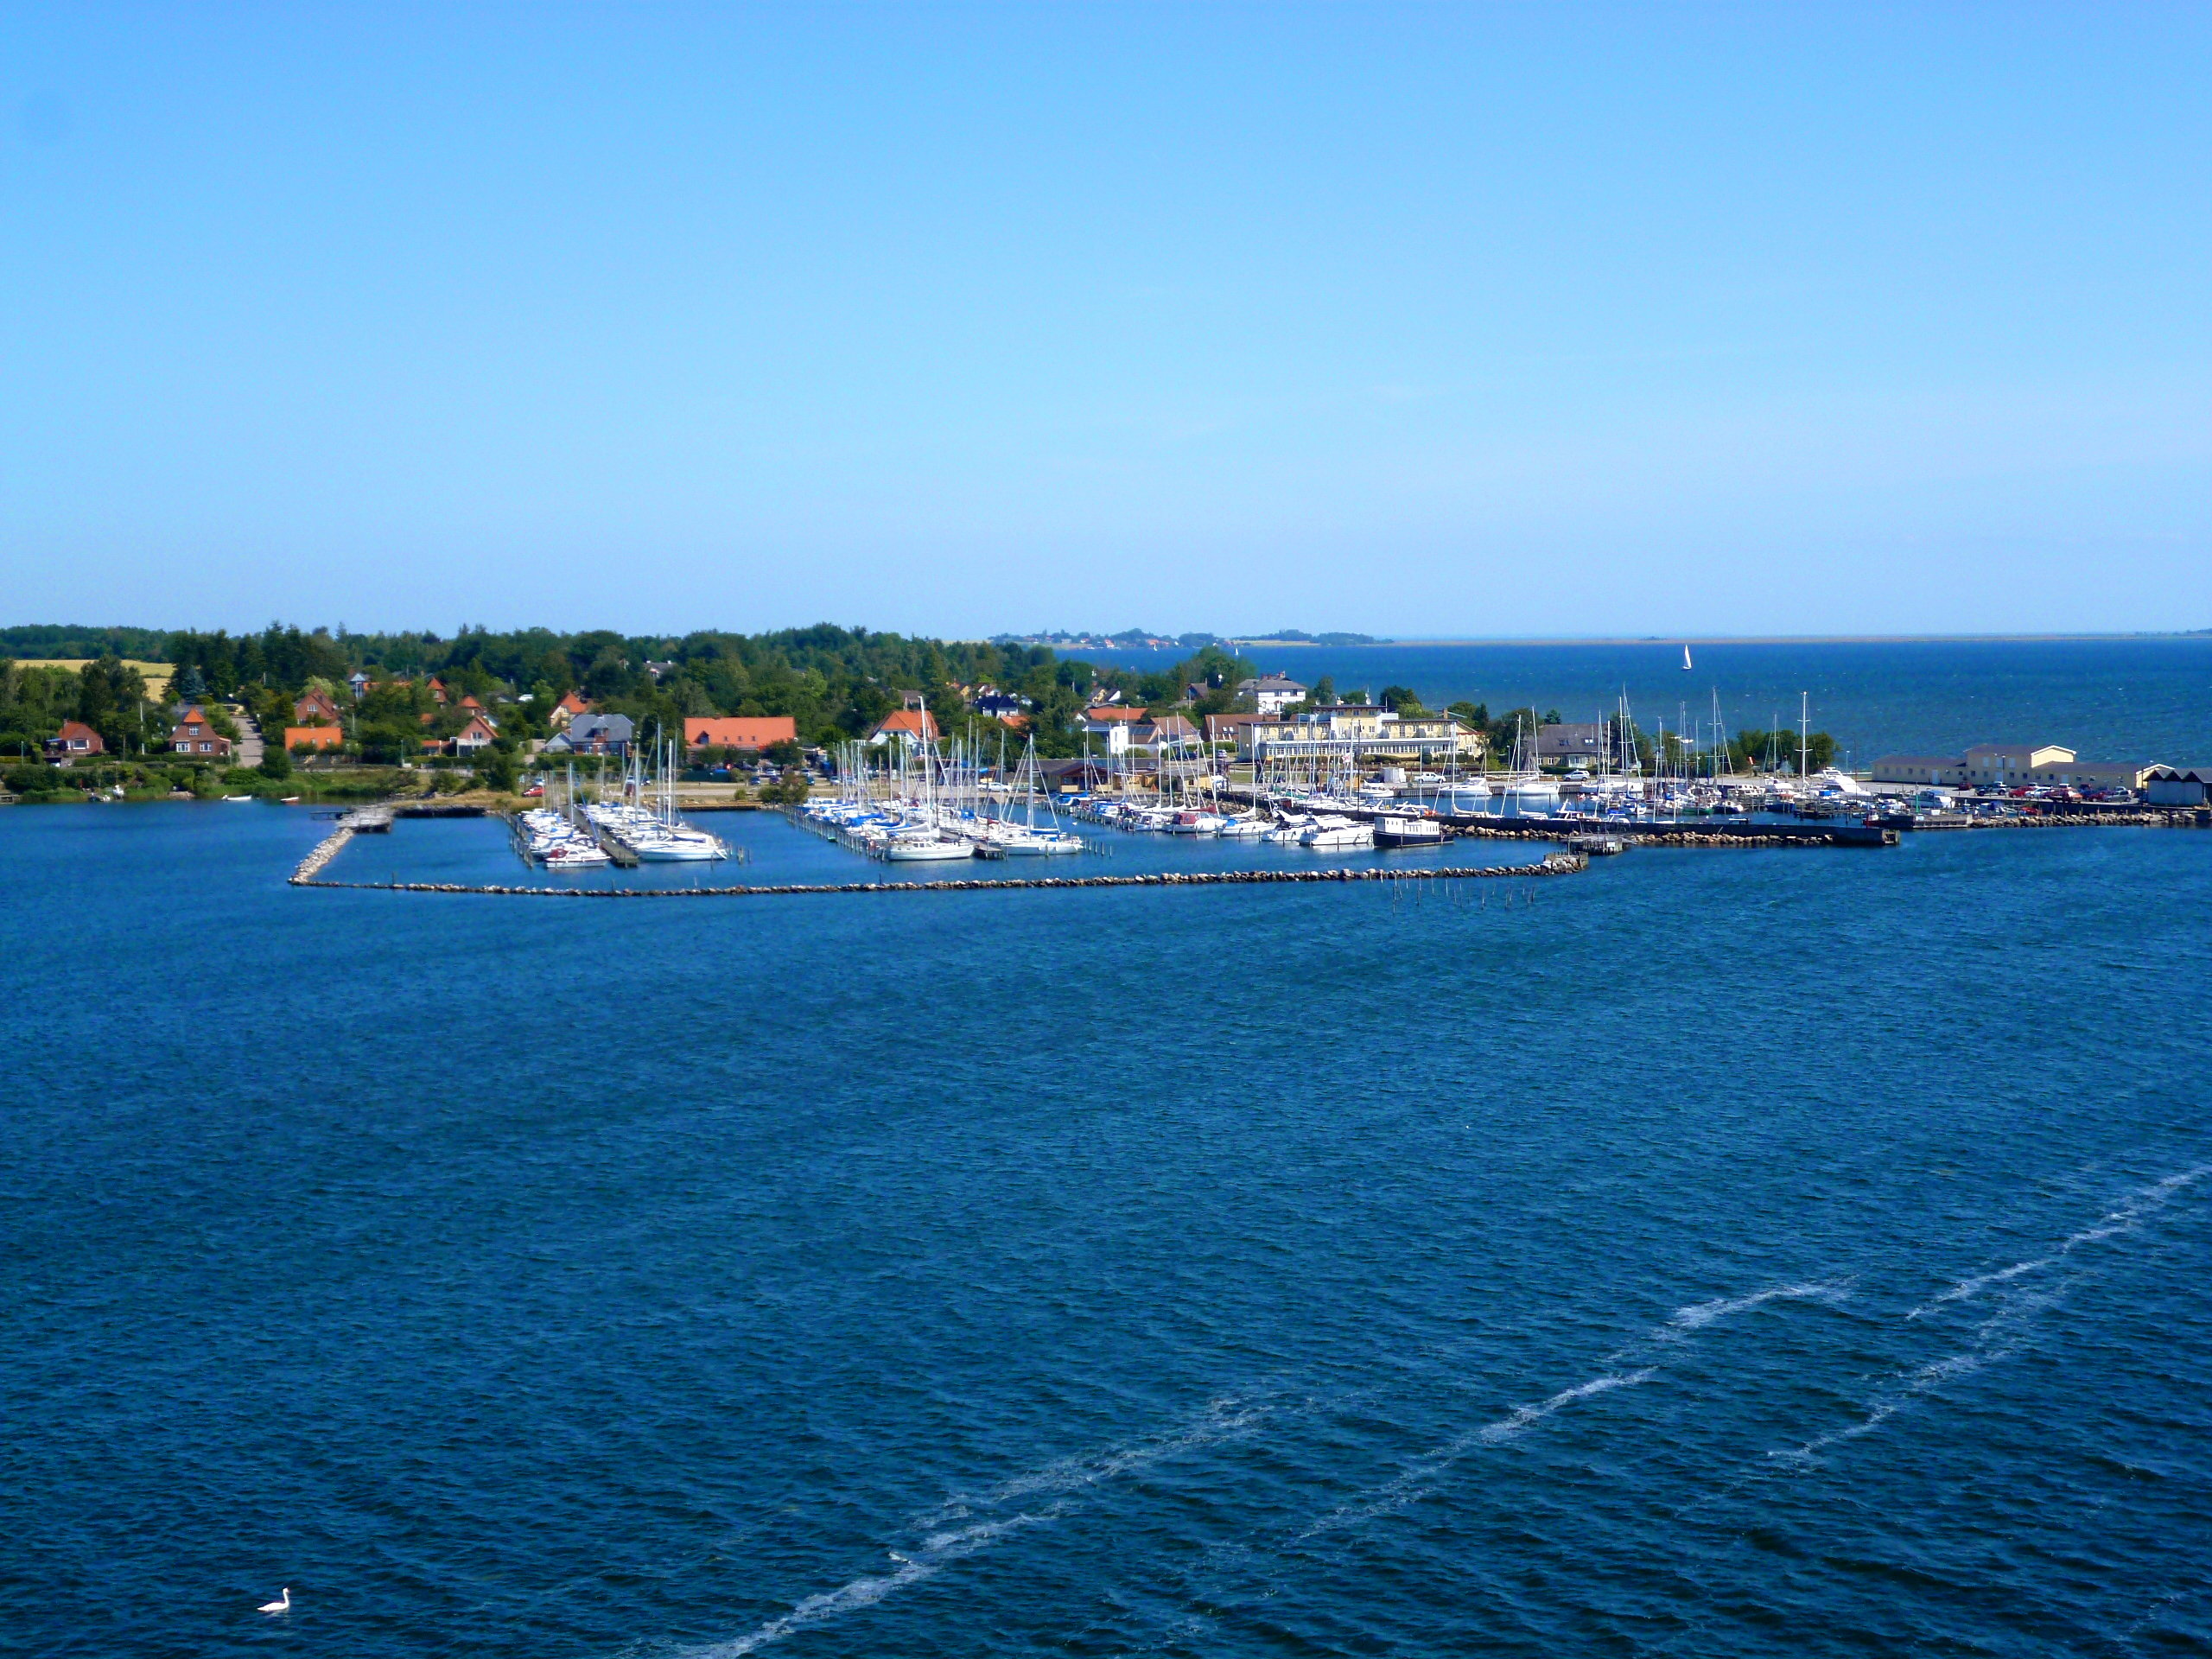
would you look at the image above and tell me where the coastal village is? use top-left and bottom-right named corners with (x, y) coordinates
top-left (3, 628), bottom-right (2207, 831)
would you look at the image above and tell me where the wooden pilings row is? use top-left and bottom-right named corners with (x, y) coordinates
top-left (290, 851), bottom-right (1590, 898)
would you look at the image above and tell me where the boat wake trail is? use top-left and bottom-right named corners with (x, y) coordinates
top-left (1300, 1276), bottom-right (1853, 1541)
top-left (1663, 1281), bottom-right (1854, 1336)
top-left (1906, 1162), bottom-right (2212, 1321)
top-left (688, 1396), bottom-right (1274, 1656)
top-left (1788, 1161), bottom-right (2212, 1459)
top-left (1299, 1370), bottom-right (1656, 1539)
top-left (690, 1510), bottom-right (1062, 1658)
top-left (919, 1395), bottom-right (1274, 1524)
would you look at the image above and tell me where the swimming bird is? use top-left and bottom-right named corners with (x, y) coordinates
top-left (258, 1588), bottom-right (290, 1614)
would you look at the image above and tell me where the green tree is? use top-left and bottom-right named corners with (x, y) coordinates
top-left (478, 746), bottom-right (519, 792)
top-left (258, 746), bottom-right (292, 780)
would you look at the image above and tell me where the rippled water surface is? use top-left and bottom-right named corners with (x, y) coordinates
top-left (6, 805), bottom-right (2210, 1656)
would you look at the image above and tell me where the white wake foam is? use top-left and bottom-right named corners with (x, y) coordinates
top-left (1906, 1255), bottom-right (2051, 1319)
top-left (1667, 1281), bottom-right (1853, 1333)
top-left (1299, 1368), bottom-right (1657, 1538)
top-left (925, 1395), bottom-right (1274, 1522)
top-left (1792, 1160), bottom-right (2210, 1458)
top-left (1910, 1160), bottom-right (2211, 1319)
top-left (1474, 1368), bottom-right (1657, 1445)
top-left (690, 1397), bottom-right (1273, 1656)
top-left (691, 1510), bottom-right (1058, 1657)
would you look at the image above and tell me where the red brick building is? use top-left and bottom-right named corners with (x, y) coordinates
top-left (168, 706), bottom-right (232, 760)
top-left (45, 721), bottom-right (105, 761)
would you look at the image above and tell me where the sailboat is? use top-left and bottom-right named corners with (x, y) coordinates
top-left (1682, 645), bottom-right (1694, 671)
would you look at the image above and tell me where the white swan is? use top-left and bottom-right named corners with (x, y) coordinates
top-left (258, 1588), bottom-right (290, 1614)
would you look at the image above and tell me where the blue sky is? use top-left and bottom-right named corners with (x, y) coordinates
top-left (3, 4), bottom-right (2209, 639)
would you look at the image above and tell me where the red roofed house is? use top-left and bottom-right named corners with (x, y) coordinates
top-left (426, 677), bottom-right (449, 705)
top-left (168, 706), bottom-right (232, 760)
top-left (453, 715), bottom-right (500, 758)
top-left (685, 716), bottom-right (798, 753)
top-left (551, 690), bottom-right (592, 728)
top-left (295, 687), bottom-right (343, 724)
top-left (286, 726), bottom-right (345, 753)
top-left (869, 709), bottom-right (939, 746)
top-left (45, 720), bottom-right (105, 761)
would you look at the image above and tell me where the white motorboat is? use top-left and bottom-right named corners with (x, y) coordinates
top-left (543, 841), bottom-right (611, 868)
top-left (1300, 815), bottom-right (1375, 850)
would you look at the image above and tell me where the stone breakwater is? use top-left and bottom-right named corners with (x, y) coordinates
top-left (1448, 823), bottom-right (1896, 848)
top-left (291, 852), bottom-right (1590, 898)
top-left (292, 827), bottom-right (354, 881)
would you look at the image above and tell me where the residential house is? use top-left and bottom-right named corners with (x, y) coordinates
top-left (453, 715), bottom-right (500, 758)
top-left (685, 715), bottom-right (798, 753)
top-left (295, 687), bottom-right (344, 725)
top-left (1235, 675), bottom-right (1308, 715)
top-left (426, 677), bottom-right (449, 705)
top-left (1135, 713), bottom-right (1199, 751)
top-left (971, 688), bottom-right (1030, 720)
top-left (869, 709), bottom-right (939, 747)
top-left (347, 671), bottom-right (372, 700)
top-left (1537, 722), bottom-right (1607, 769)
top-left (1082, 704), bottom-right (1146, 755)
top-left (285, 726), bottom-right (345, 753)
top-left (550, 690), bottom-right (592, 728)
top-left (168, 706), bottom-right (232, 760)
top-left (45, 721), bottom-right (105, 761)
top-left (1205, 713), bottom-right (1282, 754)
top-left (544, 713), bottom-right (633, 757)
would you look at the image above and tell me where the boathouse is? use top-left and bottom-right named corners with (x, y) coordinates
top-left (2145, 766), bottom-right (2211, 806)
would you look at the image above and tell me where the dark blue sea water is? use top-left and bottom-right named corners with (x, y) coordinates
top-left (7, 803), bottom-right (2211, 1656)
top-left (1082, 637), bottom-right (2212, 766)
